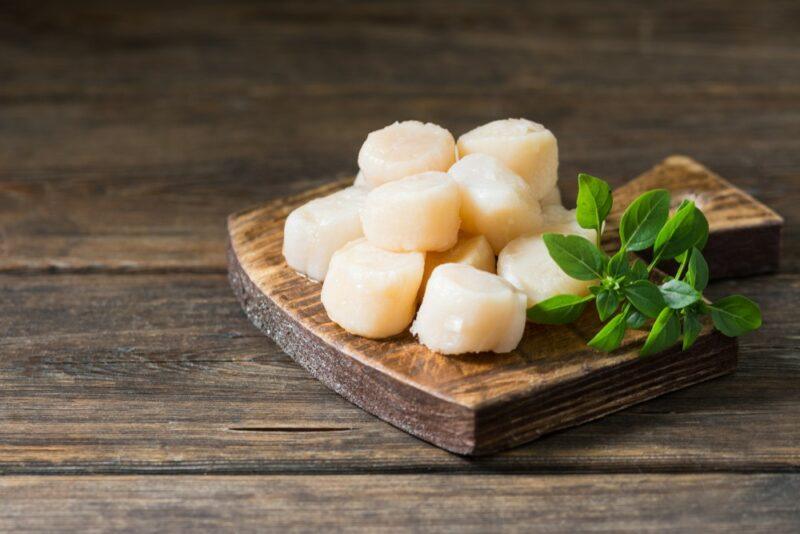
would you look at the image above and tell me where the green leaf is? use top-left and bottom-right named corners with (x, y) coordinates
top-left (596, 289), bottom-right (621, 321)
top-left (654, 201), bottom-right (706, 260)
top-left (682, 312), bottom-right (703, 350)
top-left (619, 189), bottom-right (671, 251)
top-left (630, 259), bottom-right (649, 281)
top-left (576, 173), bottom-right (613, 233)
top-left (588, 312), bottom-right (628, 352)
top-left (527, 294), bottom-right (594, 325)
top-left (623, 280), bottom-right (666, 318)
top-left (543, 233), bottom-right (607, 281)
top-left (659, 279), bottom-right (701, 309)
top-left (641, 307), bottom-right (681, 356)
top-left (627, 310), bottom-right (647, 329)
top-left (710, 295), bottom-right (762, 337)
top-left (685, 247), bottom-right (709, 291)
top-left (692, 208), bottom-right (709, 251)
top-left (606, 250), bottom-right (629, 278)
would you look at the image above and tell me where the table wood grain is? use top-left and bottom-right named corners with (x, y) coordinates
top-left (1, 0), bottom-right (798, 530)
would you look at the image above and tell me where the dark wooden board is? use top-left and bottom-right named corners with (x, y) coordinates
top-left (226, 155), bottom-right (779, 455)
top-left (2, 474), bottom-right (798, 532)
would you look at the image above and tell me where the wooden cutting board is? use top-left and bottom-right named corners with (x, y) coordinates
top-left (227, 155), bottom-right (782, 455)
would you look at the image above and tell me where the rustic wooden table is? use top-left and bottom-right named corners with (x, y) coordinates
top-left (2, 1), bottom-right (798, 531)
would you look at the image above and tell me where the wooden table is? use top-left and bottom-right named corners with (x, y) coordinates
top-left (2, 1), bottom-right (798, 531)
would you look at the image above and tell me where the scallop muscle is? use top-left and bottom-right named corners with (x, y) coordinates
top-left (282, 186), bottom-right (367, 281)
top-left (448, 153), bottom-right (542, 253)
top-left (361, 171), bottom-right (460, 252)
top-left (358, 121), bottom-right (456, 188)
top-left (411, 264), bottom-right (527, 354)
top-left (456, 118), bottom-right (558, 200)
top-left (321, 239), bottom-right (424, 339)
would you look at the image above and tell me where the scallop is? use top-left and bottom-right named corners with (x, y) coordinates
top-left (282, 186), bottom-right (368, 281)
top-left (411, 264), bottom-right (527, 354)
top-left (541, 204), bottom-right (596, 243)
top-left (456, 118), bottom-right (558, 200)
top-left (353, 171), bottom-right (370, 189)
top-left (497, 208), bottom-right (597, 308)
top-left (448, 153), bottom-right (542, 253)
top-left (358, 121), bottom-right (456, 188)
top-left (321, 238), bottom-right (424, 339)
top-left (418, 233), bottom-right (495, 299)
top-left (361, 171), bottom-right (460, 252)
top-left (540, 184), bottom-right (562, 207)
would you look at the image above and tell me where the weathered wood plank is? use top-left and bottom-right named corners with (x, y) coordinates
top-left (2, 273), bottom-right (797, 473)
top-left (1, 474), bottom-right (798, 532)
top-left (1, 2), bottom-right (799, 272)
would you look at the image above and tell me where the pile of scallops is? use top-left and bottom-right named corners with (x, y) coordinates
top-left (282, 119), bottom-right (595, 355)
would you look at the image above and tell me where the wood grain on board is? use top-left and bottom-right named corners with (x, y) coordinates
top-left (226, 156), bottom-right (768, 455)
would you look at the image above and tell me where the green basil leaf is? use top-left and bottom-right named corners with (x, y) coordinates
top-left (596, 289), bottom-right (621, 321)
top-left (627, 310), bottom-right (647, 329)
top-left (710, 295), bottom-right (762, 337)
top-left (654, 201), bottom-right (705, 260)
top-left (659, 279), bottom-right (701, 309)
top-left (630, 259), bottom-right (649, 281)
top-left (543, 233), bottom-right (607, 281)
top-left (606, 250), bottom-right (629, 278)
top-left (588, 312), bottom-right (628, 352)
top-left (685, 247), bottom-right (709, 291)
top-left (619, 189), bottom-right (671, 251)
top-left (527, 294), bottom-right (594, 325)
top-left (623, 280), bottom-right (666, 318)
top-left (641, 307), bottom-right (681, 357)
top-left (576, 173), bottom-right (613, 232)
top-left (682, 312), bottom-right (703, 350)
top-left (692, 208), bottom-right (709, 251)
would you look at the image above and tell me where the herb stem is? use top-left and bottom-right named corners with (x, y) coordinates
top-left (675, 253), bottom-right (690, 279)
top-left (647, 250), bottom-right (664, 272)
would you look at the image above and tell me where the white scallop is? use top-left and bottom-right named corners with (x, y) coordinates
top-left (282, 186), bottom-right (368, 281)
top-left (358, 121), bottom-right (456, 188)
top-left (411, 264), bottom-right (527, 354)
top-left (540, 184), bottom-right (562, 207)
top-left (497, 208), bottom-right (597, 308)
top-left (361, 171), bottom-right (460, 252)
top-left (456, 118), bottom-right (558, 199)
top-left (448, 153), bottom-right (542, 253)
top-left (418, 233), bottom-right (495, 300)
top-left (353, 171), bottom-right (370, 189)
top-left (321, 239), bottom-right (424, 339)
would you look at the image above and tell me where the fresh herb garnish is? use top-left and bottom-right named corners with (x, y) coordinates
top-left (526, 174), bottom-right (762, 356)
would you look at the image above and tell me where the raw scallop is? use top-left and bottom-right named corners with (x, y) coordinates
top-left (361, 171), bottom-right (460, 252)
top-left (540, 184), bottom-right (562, 207)
top-left (282, 186), bottom-right (368, 281)
top-left (418, 233), bottom-right (495, 299)
top-left (497, 208), bottom-right (597, 307)
top-left (448, 153), bottom-right (542, 253)
top-left (411, 264), bottom-right (527, 354)
top-left (321, 239), bottom-right (424, 339)
top-left (358, 121), bottom-right (456, 188)
top-left (353, 171), bottom-right (370, 189)
top-left (541, 204), bottom-right (596, 243)
top-left (456, 118), bottom-right (558, 199)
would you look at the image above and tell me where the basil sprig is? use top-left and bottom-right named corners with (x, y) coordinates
top-left (527, 174), bottom-right (762, 356)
